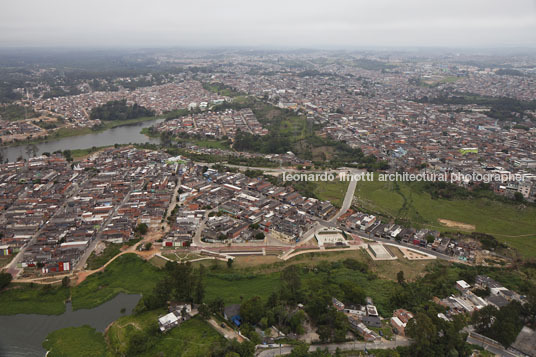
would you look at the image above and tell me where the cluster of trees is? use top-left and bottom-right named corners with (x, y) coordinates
top-left (419, 181), bottom-right (473, 200)
top-left (495, 68), bottom-right (525, 77)
top-left (232, 260), bottom-right (374, 345)
top-left (89, 99), bottom-right (154, 121)
top-left (143, 261), bottom-right (205, 310)
top-left (417, 180), bottom-right (531, 205)
top-left (134, 223), bottom-right (149, 235)
top-left (406, 303), bottom-right (470, 356)
top-left (471, 301), bottom-right (526, 347)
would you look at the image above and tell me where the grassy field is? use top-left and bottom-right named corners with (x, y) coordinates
top-left (354, 175), bottom-right (536, 257)
top-left (86, 243), bottom-right (122, 270)
top-left (71, 254), bottom-right (163, 310)
top-left (0, 284), bottom-right (68, 315)
top-left (313, 178), bottom-right (349, 208)
top-left (42, 326), bottom-right (107, 357)
top-left (198, 247), bottom-right (432, 283)
top-left (204, 270), bottom-right (281, 304)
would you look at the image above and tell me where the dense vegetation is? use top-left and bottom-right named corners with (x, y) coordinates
top-left (418, 94), bottom-right (536, 122)
top-left (471, 301), bottom-right (529, 347)
top-left (495, 68), bottom-right (524, 76)
top-left (89, 99), bottom-right (154, 121)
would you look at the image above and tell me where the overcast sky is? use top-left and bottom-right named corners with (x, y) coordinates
top-left (1, 0), bottom-right (535, 48)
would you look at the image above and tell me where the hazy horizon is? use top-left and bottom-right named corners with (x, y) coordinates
top-left (1, 0), bottom-right (535, 49)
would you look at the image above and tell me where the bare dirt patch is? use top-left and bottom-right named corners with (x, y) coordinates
top-left (438, 219), bottom-right (475, 231)
top-left (399, 247), bottom-right (435, 260)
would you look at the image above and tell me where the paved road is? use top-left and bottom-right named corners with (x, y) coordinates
top-left (257, 338), bottom-right (411, 356)
top-left (329, 173), bottom-right (359, 222)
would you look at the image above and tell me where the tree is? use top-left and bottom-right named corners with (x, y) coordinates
top-left (209, 297), bottom-right (225, 315)
top-left (397, 270), bottom-right (405, 285)
top-left (255, 232), bottom-right (265, 240)
top-left (135, 223), bottom-right (148, 235)
top-left (199, 303), bottom-right (211, 319)
top-left (0, 272), bottom-right (12, 290)
top-left (61, 276), bottom-right (70, 288)
top-left (514, 192), bottom-right (524, 202)
top-left (227, 258), bottom-right (234, 269)
top-left (406, 312), bottom-right (437, 355)
top-left (281, 265), bottom-right (302, 303)
top-left (240, 296), bottom-right (265, 325)
top-left (194, 279), bottom-right (205, 304)
top-left (289, 342), bottom-right (310, 357)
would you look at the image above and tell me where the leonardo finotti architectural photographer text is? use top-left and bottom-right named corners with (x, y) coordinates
top-left (283, 171), bottom-right (525, 183)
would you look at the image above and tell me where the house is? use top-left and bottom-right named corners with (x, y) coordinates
top-left (390, 309), bottom-right (414, 336)
top-left (332, 297), bottom-right (345, 311)
top-left (456, 280), bottom-right (471, 293)
top-left (361, 304), bottom-right (381, 328)
top-left (348, 316), bottom-right (379, 341)
top-left (158, 304), bottom-right (192, 332)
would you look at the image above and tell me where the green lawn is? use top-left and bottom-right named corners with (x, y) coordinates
top-left (42, 325), bottom-right (107, 357)
top-left (0, 284), bottom-right (68, 315)
top-left (71, 254), bottom-right (163, 310)
top-left (354, 175), bottom-right (536, 257)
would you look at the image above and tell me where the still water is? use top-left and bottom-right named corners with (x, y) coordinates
top-left (2, 119), bottom-right (163, 162)
top-left (0, 293), bottom-right (141, 357)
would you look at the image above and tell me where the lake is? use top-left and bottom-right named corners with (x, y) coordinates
top-left (1, 119), bottom-right (163, 162)
top-left (0, 293), bottom-right (141, 357)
